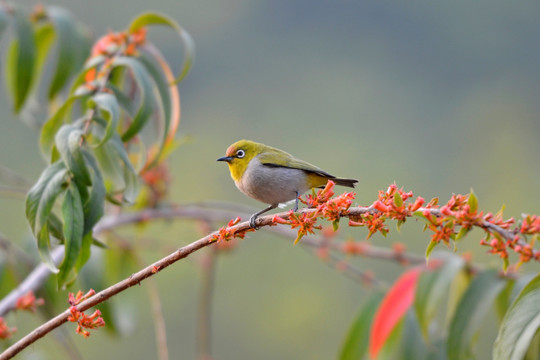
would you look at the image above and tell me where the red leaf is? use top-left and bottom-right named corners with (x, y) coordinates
top-left (369, 267), bottom-right (422, 359)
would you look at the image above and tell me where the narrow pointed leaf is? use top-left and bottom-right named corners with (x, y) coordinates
top-left (128, 12), bottom-right (194, 83)
top-left (82, 153), bottom-right (105, 235)
top-left (57, 182), bottom-right (84, 286)
top-left (415, 254), bottom-right (465, 339)
top-left (447, 269), bottom-right (506, 360)
top-left (394, 191), bottom-right (403, 207)
top-left (26, 161), bottom-right (66, 231)
top-left (46, 6), bottom-right (80, 99)
top-left (55, 124), bottom-right (92, 186)
top-left (87, 93), bottom-right (120, 147)
top-left (339, 292), bottom-right (383, 360)
top-left (37, 223), bottom-right (59, 273)
top-left (40, 95), bottom-right (84, 157)
top-left (369, 267), bottom-right (422, 359)
top-left (8, 8), bottom-right (36, 112)
top-left (468, 189), bottom-right (478, 213)
top-left (35, 167), bottom-right (69, 234)
top-left (112, 56), bottom-right (155, 142)
top-left (494, 273), bottom-right (540, 360)
top-left (33, 24), bottom-right (56, 89)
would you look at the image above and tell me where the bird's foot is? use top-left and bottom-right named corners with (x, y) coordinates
top-left (249, 214), bottom-right (259, 229)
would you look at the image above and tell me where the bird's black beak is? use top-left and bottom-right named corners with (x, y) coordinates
top-left (217, 156), bottom-right (234, 162)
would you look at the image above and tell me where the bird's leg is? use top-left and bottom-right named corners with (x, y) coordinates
top-left (293, 191), bottom-right (300, 212)
top-left (249, 204), bottom-right (277, 229)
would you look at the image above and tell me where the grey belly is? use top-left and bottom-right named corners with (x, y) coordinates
top-left (236, 164), bottom-right (310, 205)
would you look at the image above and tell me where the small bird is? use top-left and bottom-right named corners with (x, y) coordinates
top-left (217, 140), bottom-right (358, 228)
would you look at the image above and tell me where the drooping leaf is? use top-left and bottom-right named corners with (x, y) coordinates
top-left (87, 92), bottom-right (120, 147)
top-left (369, 267), bottom-right (422, 359)
top-left (55, 124), bottom-right (92, 186)
top-left (57, 182), bottom-right (84, 286)
top-left (34, 166), bottom-right (69, 235)
top-left (112, 56), bottom-right (155, 142)
top-left (7, 8), bottom-right (36, 112)
top-left (82, 152), bottom-right (105, 235)
top-left (493, 273), bottom-right (540, 360)
top-left (339, 292), bottom-right (384, 360)
top-left (74, 231), bottom-right (93, 273)
top-left (401, 310), bottom-right (429, 360)
top-left (138, 49), bottom-right (174, 166)
top-left (128, 12), bottom-right (194, 83)
top-left (40, 94), bottom-right (84, 157)
top-left (415, 254), bottom-right (465, 339)
top-left (46, 6), bottom-right (81, 99)
top-left (37, 223), bottom-right (59, 273)
top-left (33, 24), bottom-right (56, 91)
top-left (25, 161), bottom-right (66, 231)
top-left (447, 269), bottom-right (506, 360)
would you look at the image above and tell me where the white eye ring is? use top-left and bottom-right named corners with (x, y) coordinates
top-left (236, 149), bottom-right (246, 158)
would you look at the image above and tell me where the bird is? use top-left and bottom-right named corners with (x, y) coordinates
top-left (217, 140), bottom-right (358, 228)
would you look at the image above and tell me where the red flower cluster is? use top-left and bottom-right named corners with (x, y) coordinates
top-left (0, 317), bottom-right (16, 340)
top-left (274, 181), bottom-right (355, 243)
top-left (15, 291), bottom-right (44, 312)
top-left (268, 182), bottom-right (539, 268)
top-left (90, 28), bottom-right (147, 57)
top-left (67, 289), bottom-right (105, 338)
top-left (274, 211), bottom-right (323, 244)
top-left (84, 27), bottom-right (148, 86)
top-left (210, 217), bottom-right (253, 243)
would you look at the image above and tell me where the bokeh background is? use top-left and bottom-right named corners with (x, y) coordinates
top-left (1, 0), bottom-right (539, 359)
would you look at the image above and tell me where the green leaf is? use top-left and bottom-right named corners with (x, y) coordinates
top-left (82, 152), bottom-right (105, 235)
top-left (55, 124), bottom-right (92, 186)
top-left (7, 8), bottom-right (36, 112)
top-left (40, 95), bottom-right (84, 157)
top-left (339, 292), bottom-right (384, 360)
top-left (394, 191), bottom-right (403, 207)
top-left (414, 254), bottom-right (465, 339)
top-left (454, 226), bottom-right (470, 241)
top-left (138, 51), bottom-right (173, 166)
top-left (332, 219), bottom-right (339, 232)
top-left (468, 189), bottom-right (478, 213)
top-left (447, 270), bottom-right (506, 360)
top-left (93, 131), bottom-right (139, 204)
top-left (26, 161), bottom-right (66, 231)
top-left (37, 223), bottom-right (59, 273)
top-left (112, 56), bottom-right (155, 142)
top-left (494, 273), bottom-right (540, 360)
top-left (33, 24), bottom-right (56, 90)
top-left (495, 279), bottom-right (515, 322)
top-left (33, 165), bottom-right (69, 235)
top-left (87, 93), bottom-right (120, 147)
top-left (401, 310), bottom-right (428, 360)
top-left (128, 12), bottom-right (194, 83)
top-left (75, 231), bottom-right (93, 272)
top-left (46, 6), bottom-right (80, 99)
top-left (425, 240), bottom-right (437, 262)
top-left (57, 182), bottom-right (84, 286)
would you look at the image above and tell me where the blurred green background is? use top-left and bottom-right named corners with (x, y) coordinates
top-left (1, 0), bottom-right (539, 359)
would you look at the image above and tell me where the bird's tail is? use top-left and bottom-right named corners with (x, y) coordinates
top-left (332, 177), bottom-right (358, 188)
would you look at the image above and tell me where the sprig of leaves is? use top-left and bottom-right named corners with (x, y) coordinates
top-left (2, 5), bottom-right (194, 287)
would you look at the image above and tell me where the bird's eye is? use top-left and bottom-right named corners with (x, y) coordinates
top-left (236, 149), bottom-right (245, 158)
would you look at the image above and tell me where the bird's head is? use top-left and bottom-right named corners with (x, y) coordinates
top-left (217, 140), bottom-right (261, 182)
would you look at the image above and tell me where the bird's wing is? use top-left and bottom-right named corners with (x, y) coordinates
top-left (258, 150), bottom-right (335, 179)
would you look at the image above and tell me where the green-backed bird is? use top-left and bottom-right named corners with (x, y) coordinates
top-left (217, 140), bottom-right (358, 228)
